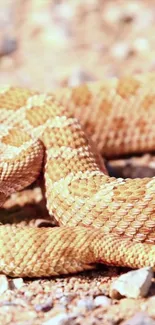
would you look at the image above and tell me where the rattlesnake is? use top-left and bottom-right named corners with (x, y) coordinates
top-left (0, 73), bottom-right (154, 277)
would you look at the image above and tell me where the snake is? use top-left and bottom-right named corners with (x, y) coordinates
top-left (0, 73), bottom-right (154, 278)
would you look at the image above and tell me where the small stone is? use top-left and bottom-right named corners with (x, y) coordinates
top-left (94, 295), bottom-right (111, 307)
top-left (121, 2), bottom-right (140, 22)
top-left (0, 7), bottom-right (12, 26)
top-left (104, 5), bottom-right (121, 24)
top-left (43, 25), bottom-right (69, 46)
top-left (68, 68), bottom-right (95, 87)
top-left (132, 38), bottom-right (149, 54)
top-left (30, 11), bottom-right (51, 26)
top-left (54, 3), bottom-right (75, 20)
top-left (142, 296), bottom-right (155, 318)
top-left (43, 313), bottom-right (70, 325)
top-left (122, 312), bottom-right (155, 325)
top-left (12, 278), bottom-right (24, 290)
top-left (35, 297), bottom-right (53, 312)
top-left (24, 290), bottom-right (34, 299)
top-left (110, 267), bottom-right (153, 299)
top-left (59, 295), bottom-right (72, 306)
top-left (0, 275), bottom-right (9, 294)
top-left (0, 37), bottom-right (17, 57)
top-left (77, 298), bottom-right (94, 311)
top-left (111, 42), bottom-right (129, 59)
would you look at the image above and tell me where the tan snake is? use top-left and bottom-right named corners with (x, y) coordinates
top-left (0, 73), bottom-right (154, 277)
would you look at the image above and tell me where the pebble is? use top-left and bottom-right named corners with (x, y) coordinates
top-left (68, 68), bottom-right (95, 87)
top-left (59, 295), bottom-right (72, 306)
top-left (54, 3), bottom-right (75, 20)
top-left (43, 313), bottom-right (71, 325)
top-left (0, 7), bottom-right (12, 27)
top-left (122, 312), bottom-right (155, 325)
top-left (11, 278), bottom-right (24, 290)
top-left (110, 267), bottom-right (153, 299)
top-left (142, 296), bottom-right (155, 318)
top-left (0, 275), bottom-right (9, 294)
top-left (24, 290), bottom-right (34, 299)
top-left (94, 295), bottom-right (112, 307)
top-left (30, 11), bottom-right (51, 27)
top-left (77, 298), bottom-right (94, 311)
top-left (43, 25), bottom-right (70, 46)
top-left (132, 38), bottom-right (150, 54)
top-left (0, 37), bottom-right (17, 57)
top-left (104, 4), bottom-right (122, 24)
top-left (121, 1), bottom-right (140, 21)
top-left (35, 297), bottom-right (53, 312)
top-left (111, 42), bottom-right (129, 59)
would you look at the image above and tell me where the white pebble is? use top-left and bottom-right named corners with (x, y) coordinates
top-left (12, 278), bottom-right (24, 290)
top-left (43, 313), bottom-right (70, 325)
top-left (94, 295), bottom-right (111, 307)
top-left (111, 42), bottom-right (129, 59)
top-left (104, 5), bottom-right (121, 24)
top-left (55, 3), bottom-right (75, 19)
top-left (77, 298), bottom-right (94, 310)
top-left (124, 2), bottom-right (140, 15)
top-left (132, 38), bottom-right (149, 53)
top-left (0, 275), bottom-right (9, 294)
top-left (110, 267), bottom-right (153, 299)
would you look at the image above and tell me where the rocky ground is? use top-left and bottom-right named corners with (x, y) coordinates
top-left (0, 0), bottom-right (155, 324)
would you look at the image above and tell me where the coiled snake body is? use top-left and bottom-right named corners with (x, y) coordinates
top-left (0, 73), bottom-right (155, 277)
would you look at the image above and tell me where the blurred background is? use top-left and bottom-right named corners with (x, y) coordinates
top-left (0, 0), bottom-right (155, 91)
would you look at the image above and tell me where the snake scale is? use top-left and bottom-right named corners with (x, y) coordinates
top-left (0, 73), bottom-right (154, 277)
